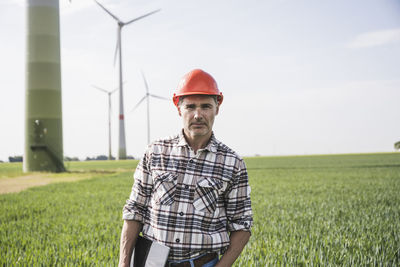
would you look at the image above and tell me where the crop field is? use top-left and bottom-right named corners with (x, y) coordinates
top-left (1, 153), bottom-right (399, 266)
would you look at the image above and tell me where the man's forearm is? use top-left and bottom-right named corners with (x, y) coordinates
top-left (118, 220), bottom-right (143, 267)
top-left (216, 230), bottom-right (251, 267)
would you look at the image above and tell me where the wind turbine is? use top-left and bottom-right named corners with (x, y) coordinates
top-left (94, 0), bottom-right (161, 160)
top-left (131, 71), bottom-right (169, 145)
top-left (92, 85), bottom-right (118, 160)
top-left (24, 0), bottom-right (72, 172)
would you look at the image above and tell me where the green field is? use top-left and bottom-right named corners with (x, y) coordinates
top-left (1, 153), bottom-right (399, 266)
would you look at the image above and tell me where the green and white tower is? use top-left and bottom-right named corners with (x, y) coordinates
top-left (24, 0), bottom-right (65, 172)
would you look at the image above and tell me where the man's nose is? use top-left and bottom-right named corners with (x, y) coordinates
top-left (194, 108), bottom-right (202, 120)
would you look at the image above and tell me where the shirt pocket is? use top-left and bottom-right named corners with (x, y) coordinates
top-left (153, 172), bottom-right (178, 206)
top-left (193, 177), bottom-right (223, 213)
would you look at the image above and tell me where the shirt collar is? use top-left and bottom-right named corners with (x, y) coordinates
top-left (177, 129), bottom-right (218, 153)
top-left (177, 130), bottom-right (188, 147)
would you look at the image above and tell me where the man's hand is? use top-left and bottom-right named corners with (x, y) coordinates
top-left (215, 230), bottom-right (251, 267)
top-left (118, 220), bottom-right (143, 267)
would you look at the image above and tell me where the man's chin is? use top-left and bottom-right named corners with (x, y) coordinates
top-left (189, 129), bottom-right (208, 137)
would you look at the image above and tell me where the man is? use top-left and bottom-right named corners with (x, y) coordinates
top-left (119, 69), bottom-right (253, 267)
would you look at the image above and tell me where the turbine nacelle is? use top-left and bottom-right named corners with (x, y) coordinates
top-left (94, 0), bottom-right (160, 29)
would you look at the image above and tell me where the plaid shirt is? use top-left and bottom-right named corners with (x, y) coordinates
top-left (123, 131), bottom-right (253, 260)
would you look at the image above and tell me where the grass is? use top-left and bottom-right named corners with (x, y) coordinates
top-left (239, 153), bottom-right (400, 266)
top-left (0, 153), bottom-right (399, 266)
top-left (0, 172), bottom-right (131, 265)
top-left (0, 163), bottom-right (25, 178)
top-left (0, 160), bottom-right (139, 179)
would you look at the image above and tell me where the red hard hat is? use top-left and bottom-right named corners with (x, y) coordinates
top-left (173, 69), bottom-right (223, 107)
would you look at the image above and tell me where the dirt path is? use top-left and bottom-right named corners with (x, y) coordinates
top-left (0, 173), bottom-right (94, 194)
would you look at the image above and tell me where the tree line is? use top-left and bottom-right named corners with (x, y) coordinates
top-left (4, 155), bottom-right (135, 163)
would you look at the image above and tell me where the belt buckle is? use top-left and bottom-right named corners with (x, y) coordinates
top-left (167, 261), bottom-right (184, 267)
top-left (193, 252), bottom-right (217, 266)
top-left (167, 253), bottom-right (217, 267)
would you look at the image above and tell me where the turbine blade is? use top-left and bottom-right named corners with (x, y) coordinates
top-left (111, 81), bottom-right (125, 94)
top-left (92, 85), bottom-right (109, 93)
top-left (111, 87), bottom-right (119, 94)
top-left (141, 70), bottom-right (150, 94)
top-left (149, 94), bottom-right (169, 100)
top-left (114, 28), bottom-right (120, 67)
top-left (131, 95), bottom-right (147, 112)
top-left (94, 0), bottom-right (121, 22)
top-left (124, 9), bottom-right (161, 26)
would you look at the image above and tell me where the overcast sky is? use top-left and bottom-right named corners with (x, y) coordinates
top-left (1, 0), bottom-right (399, 161)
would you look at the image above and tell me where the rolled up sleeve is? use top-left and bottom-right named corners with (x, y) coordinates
top-left (122, 151), bottom-right (153, 223)
top-left (225, 160), bottom-right (253, 233)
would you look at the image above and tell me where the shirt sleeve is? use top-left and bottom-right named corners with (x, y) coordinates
top-left (224, 159), bottom-right (253, 232)
top-left (122, 149), bottom-right (153, 223)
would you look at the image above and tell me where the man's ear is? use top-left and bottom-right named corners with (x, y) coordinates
top-left (216, 104), bottom-right (220, 116)
top-left (177, 106), bottom-right (182, 116)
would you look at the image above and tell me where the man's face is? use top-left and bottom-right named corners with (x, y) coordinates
top-left (178, 95), bottom-right (219, 139)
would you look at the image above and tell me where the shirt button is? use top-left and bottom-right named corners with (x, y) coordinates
top-left (179, 212), bottom-right (184, 216)
top-left (176, 238), bottom-right (180, 243)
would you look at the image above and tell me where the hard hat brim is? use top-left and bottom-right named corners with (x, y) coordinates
top-left (173, 92), bottom-right (223, 107)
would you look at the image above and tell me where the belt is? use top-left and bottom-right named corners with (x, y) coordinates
top-left (166, 253), bottom-right (218, 267)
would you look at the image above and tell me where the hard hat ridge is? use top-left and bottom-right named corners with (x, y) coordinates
top-left (173, 69), bottom-right (223, 107)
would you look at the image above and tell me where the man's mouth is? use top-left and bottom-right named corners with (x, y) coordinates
top-left (191, 123), bottom-right (206, 127)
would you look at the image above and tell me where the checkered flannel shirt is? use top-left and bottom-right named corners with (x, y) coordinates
top-left (123, 131), bottom-right (253, 260)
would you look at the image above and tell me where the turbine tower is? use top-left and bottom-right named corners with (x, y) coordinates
top-left (92, 85), bottom-right (118, 160)
top-left (94, 0), bottom-right (160, 160)
top-left (24, 0), bottom-right (66, 172)
top-left (131, 71), bottom-right (168, 144)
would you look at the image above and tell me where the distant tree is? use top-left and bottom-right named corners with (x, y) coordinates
top-left (395, 141), bottom-right (400, 151)
top-left (64, 156), bottom-right (80, 161)
top-left (9, 156), bottom-right (23, 162)
top-left (85, 155), bottom-right (122, 161)
top-left (96, 155), bottom-right (108, 161)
